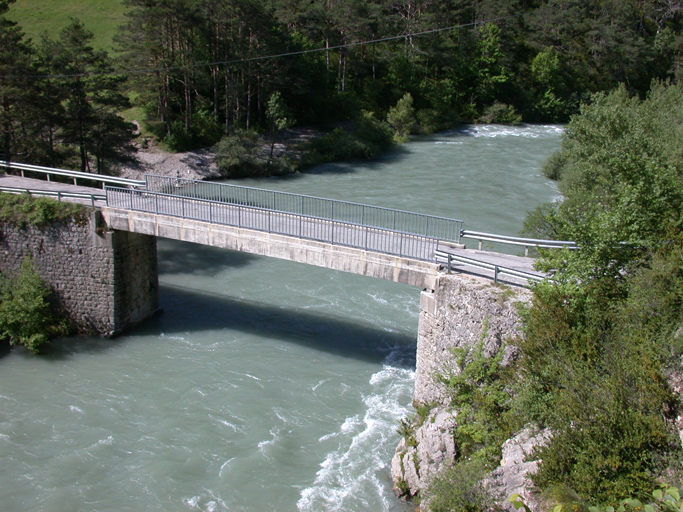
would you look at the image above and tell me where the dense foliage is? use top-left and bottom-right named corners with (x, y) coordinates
top-left (113, 0), bottom-right (683, 149)
top-left (0, 0), bottom-right (135, 172)
top-left (0, 256), bottom-right (68, 353)
top-left (5, 0), bottom-right (683, 165)
top-left (516, 81), bottom-right (683, 504)
top-left (420, 81), bottom-right (683, 511)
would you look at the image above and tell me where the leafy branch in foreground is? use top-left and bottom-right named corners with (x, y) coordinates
top-left (508, 484), bottom-right (683, 512)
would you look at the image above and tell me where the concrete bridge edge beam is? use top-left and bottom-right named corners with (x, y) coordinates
top-left (100, 207), bottom-right (441, 291)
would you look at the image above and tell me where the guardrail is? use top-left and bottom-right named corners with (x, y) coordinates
top-left (0, 161), bottom-right (146, 188)
top-left (435, 249), bottom-right (545, 284)
top-left (145, 174), bottom-right (463, 244)
top-left (0, 186), bottom-right (105, 206)
top-left (106, 186), bottom-right (443, 261)
top-left (461, 229), bottom-right (576, 256)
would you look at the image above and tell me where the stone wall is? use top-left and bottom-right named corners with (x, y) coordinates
top-left (391, 272), bottom-right (532, 503)
top-left (0, 211), bottom-right (159, 336)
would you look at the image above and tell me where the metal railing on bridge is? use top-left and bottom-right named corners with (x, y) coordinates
top-left (144, 175), bottom-right (463, 245)
top-left (461, 229), bottom-right (577, 256)
top-left (435, 249), bottom-right (545, 284)
top-left (106, 178), bottom-right (464, 262)
top-left (0, 161), bottom-right (146, 189)
top-left (0, 185), bottom-right (105, 206)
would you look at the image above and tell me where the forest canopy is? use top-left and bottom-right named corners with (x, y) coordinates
top-left (2, 0), bottom-right (683, 170)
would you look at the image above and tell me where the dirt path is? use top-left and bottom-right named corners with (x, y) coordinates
top-left (116, 147), bottom-right (221, 182)
top-left (116, 127), bottom-right (322, 182)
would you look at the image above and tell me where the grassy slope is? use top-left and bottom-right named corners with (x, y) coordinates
top-left (6, 0), bottom-right (128, 52)
top-left (8, 0), bottom-right (145, 127)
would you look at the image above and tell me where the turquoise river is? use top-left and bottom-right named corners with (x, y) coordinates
top-left (0, 125), bottom-right (562, 511)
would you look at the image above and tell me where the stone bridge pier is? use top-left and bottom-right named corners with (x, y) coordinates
top-left (0, 211), bottom-right (159, 337)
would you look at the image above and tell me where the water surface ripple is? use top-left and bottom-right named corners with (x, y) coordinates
top-left (0, 125), bottom-right (561, 511)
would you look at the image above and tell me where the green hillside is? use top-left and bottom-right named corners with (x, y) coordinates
top-left (7, 0), bottom-right (127, 52)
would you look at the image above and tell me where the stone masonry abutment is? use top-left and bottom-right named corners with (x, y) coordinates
top-left (0, 211), bottom-right (159, 336)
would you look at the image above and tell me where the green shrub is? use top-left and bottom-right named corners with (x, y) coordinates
top-left (541, 150), bottom-right (570, 180)
top-left (354, 110), bottom-right (394, 154)
top-left (0, 257), bottom-right (68, 353)
top-left (305, 127), bottom-right (369, 164)
top-left (514, 277), bottom-right (681, 504)
top-left (0, 193), bottom-right (88, 227)
top-left (213, 129), bottom-right (264, 178)
top-left (160, 110), bottom-right (223, 152)
top-left (479, 102), bottom-right (522, 125)
top-left (439, 340), bottom-right (513, 466)
top-left (387, 93), bottom-right (416, 142)
top-left (422, 459), bottom-right (493, 512)
top-left (415, 108), bottom-right (461, 134)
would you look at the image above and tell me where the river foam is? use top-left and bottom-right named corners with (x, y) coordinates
top-left (298, 364), bottom-right (414, 512)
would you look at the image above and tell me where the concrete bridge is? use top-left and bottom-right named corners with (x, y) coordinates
top-left (102, 175), bottom-right (465, 291)
top-left (0, 162), bottom-right (559, 335)
top-left (0, 165), bottom-right (550, 291)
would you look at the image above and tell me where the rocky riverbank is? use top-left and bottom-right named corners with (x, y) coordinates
top-left (391, 273), bottom-right (550, 511)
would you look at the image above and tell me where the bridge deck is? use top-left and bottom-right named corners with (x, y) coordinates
top-left (1, 174), bottom-right (547, 287)
top-left (437, 246), bottom-right (544, 286)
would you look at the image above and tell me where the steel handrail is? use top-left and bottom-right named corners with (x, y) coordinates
top-left (0, 161), bottom-right (146, 188)
top-left (105, 186), bottom-right (439, 261)
top-left (461, 229), bottom-right (576, 255)
top-left (435, 249), bottom-right (545, 284)
top-left (144, 174), bottom-right (464, 244)
top-left (0, 186), bottom-right (106, 206)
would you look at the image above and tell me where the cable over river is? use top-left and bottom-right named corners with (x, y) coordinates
top-left (0, 125), bottom-right (561, 512)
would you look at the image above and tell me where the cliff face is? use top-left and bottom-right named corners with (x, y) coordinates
top-left (391, 272), bottom-right (533, 504)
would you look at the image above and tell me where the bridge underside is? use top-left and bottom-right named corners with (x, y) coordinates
top-left (102, 207), bottom-right (440, 291)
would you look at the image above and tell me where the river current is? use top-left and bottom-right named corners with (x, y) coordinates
top-left (0, 125), bottom-right (561, 511)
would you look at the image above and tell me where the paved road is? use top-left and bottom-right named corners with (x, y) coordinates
top-left (0, 173), bottom-right (107, 207)
top-left (437, 245), bottom-right (545, 286)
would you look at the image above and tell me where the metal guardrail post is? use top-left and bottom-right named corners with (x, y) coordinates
top-left (494, 265), bottom-right (499, 283)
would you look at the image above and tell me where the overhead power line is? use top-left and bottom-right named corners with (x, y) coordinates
top-left (5, 13), bottom-right (525, 80)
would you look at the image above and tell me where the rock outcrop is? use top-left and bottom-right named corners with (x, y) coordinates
top-left (392, 272), bottom-right (537, 507)
top-left (486, 427), bottom-right (552, 512)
